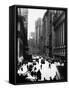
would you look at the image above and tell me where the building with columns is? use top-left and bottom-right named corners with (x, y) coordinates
top-left (53, 10), bottom-right (66, 61)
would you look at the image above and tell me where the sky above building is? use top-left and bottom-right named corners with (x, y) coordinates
top-left (28, 9), bottom-right (46, 40)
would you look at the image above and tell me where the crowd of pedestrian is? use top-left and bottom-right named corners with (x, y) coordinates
top-left (17, 55), bottom-right (64, 82)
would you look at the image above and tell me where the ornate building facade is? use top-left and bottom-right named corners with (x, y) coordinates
top-left (53, 10), bottom-right (66, 61)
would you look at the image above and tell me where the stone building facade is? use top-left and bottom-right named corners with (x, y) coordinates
top-left (53, 10), bottom-right (66, 61)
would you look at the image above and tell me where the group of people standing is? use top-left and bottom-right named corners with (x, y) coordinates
top-left (17, 55), bottom-right (61, 82)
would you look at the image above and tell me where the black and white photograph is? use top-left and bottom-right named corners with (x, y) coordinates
top-left (15, 6), bottom-right (67, 84)
top-left (0, 0), bottom-right (69, 89)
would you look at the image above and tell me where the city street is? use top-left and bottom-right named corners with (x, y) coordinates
top-left (17, 8), bottom-right (67, 83)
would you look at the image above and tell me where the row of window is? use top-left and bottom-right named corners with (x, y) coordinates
top-left (55, 22), bottom-right (65, 47)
